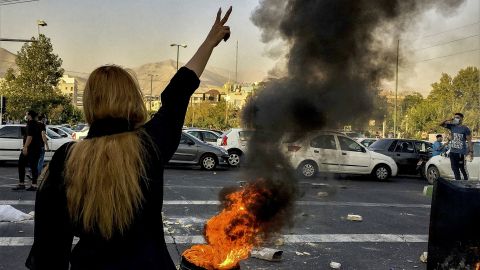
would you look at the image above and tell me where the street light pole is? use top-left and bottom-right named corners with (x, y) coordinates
top-left (37, 19), bottom-right (47, 38)
top-left (170, 43), bottom-right (187, 71)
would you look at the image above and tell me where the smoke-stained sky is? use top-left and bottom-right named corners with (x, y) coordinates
top-left (0, 0), bottom-right (478, 93)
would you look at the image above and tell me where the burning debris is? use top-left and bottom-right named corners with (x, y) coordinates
top-left (182, 180), bottom-right (292, 269)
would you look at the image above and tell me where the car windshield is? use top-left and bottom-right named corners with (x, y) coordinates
top-left (59, 126), bottom-right (74, 135)
top-left (46, 128), bottom-right (62, 139)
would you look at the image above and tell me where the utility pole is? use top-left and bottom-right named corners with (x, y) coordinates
top-left (147, 74), bottom-right (157, 111)
top-left (394, 39), bottom-right (399, 138)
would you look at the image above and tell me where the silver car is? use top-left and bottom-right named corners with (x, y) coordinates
top-left (169, 132), bottom-right (229, 170)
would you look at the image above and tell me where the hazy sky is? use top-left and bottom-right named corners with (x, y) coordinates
top-left (0, 0), bottom-right (478, 94)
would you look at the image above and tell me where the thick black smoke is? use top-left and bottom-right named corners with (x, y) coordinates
top-left (225, 0), bottom-right (465, 239)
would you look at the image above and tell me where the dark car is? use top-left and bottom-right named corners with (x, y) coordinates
top-left (369, 139), bottom-right (432, 177)
top-left (168, 132), bottom-right (229, 170)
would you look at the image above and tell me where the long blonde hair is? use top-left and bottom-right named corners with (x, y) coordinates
top-left (66, 65), bottom-right (149, 239)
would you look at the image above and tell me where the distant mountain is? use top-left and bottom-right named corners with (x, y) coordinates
top-left (132, 59), bottom-right (230, 96)
top-left (0, 48), bottom-right (17, 76)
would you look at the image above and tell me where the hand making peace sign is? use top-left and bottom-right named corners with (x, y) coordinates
top-left (205, 6), bottom-right (232, 47)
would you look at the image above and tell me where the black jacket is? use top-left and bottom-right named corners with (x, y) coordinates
top-left (26, 67), bottom-right (200, 270)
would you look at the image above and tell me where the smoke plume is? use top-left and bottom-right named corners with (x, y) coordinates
top-left (224, 0), bottom-right (465, 240)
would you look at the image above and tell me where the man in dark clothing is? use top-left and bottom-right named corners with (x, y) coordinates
top-left (440, 113), bottom-right (473, 180)
top-left (12, 110), bottom-right (43, 191)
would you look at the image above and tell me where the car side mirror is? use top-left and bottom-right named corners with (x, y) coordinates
top-left (361, 147), bottom-right (367, 153)
top-left (187, 140), bottom-right (195, 146)
top-left (62, 134), bottom-right (68, 138)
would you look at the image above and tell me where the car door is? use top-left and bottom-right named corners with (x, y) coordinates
top-left (309, 134), bottom-right (340, 173)
top-left (170, 134), bottom-right (198, 163)
top-left (393, 140), bottom-right (417, 174)
top-left (0, 126), bottom-right (23, 160)
top-left (466, 142), bottom-right (480, 180)
top-left (337, 135), bottom-right (371, 173)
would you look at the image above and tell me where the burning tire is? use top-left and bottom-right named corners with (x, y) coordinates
top-left (427, 165), bottom-right (440, 185)
top-left (227, 150), bottom-right (241, 167)
top-left (200, 154), bottom-right (217, 170)
top-left (298, 160), bottom-right (318, 178)
top-left (372, 164), bottom-right (390, 181)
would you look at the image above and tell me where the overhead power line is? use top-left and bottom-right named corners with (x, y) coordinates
top-left (413, 33), bottom-right (480, 51)
top-left (415, 21), bottom-right (480, 40)
top-left (0, 0), bottom-right (38, 6)
top-left (414, 48), bottom-right (480, 63)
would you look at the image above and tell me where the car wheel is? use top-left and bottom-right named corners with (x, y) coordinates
top-left (298, 161), bottom-right (318, 178)
top-left (427, 165), bottom-right (440, 185)
top-left (200, 154), bottom-right (217, 170)
top-left (228, 150), bottom-right (241, 167)
top-left (373, 164), bottom-right (390, 181)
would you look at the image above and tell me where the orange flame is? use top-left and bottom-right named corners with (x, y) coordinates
top-left (476, 262), bottom-right (480, 270)
top-left (183, 183), bottom-right (268, 270)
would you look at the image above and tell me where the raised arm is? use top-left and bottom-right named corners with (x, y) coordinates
top-left (144, 7), bottom-right (232, 162)
top-left (186, 7), bottom-right (232, 77)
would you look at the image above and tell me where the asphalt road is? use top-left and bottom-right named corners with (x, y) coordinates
top-left (0, 164), bottom-right (432, 270)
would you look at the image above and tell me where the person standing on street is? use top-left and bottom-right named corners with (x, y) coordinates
top-left (440, 113), bottom-right (473, 180)
top-left (432, 134), bottom-right (448, 157)
top-left (37, 115), bottom-right (49, 176)
top-left (12, 110), bottom-right (44, 191)
top-left (26, 7), bottom-right (232, 270)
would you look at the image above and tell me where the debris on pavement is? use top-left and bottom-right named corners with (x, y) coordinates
top-left (295, 251), bottom-right (311, 256)
top-left (330, 261), bottom-right (341, 269)
top-left (251, 247), bottom-right (283, 261)
top-left (0, 205), bottom-right (33, 222)
top-left (346, 214), bottom-right (363, 221)
top-left (420, 252), bottom-right (428, 263)
top-left (317, 191), bottom-right (329, 197)
top-left (423, 185), bottom-right (433, 197)
top-left (274, 237), bottom-right (285, 246)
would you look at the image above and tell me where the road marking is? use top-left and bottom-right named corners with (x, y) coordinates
top-left (0, 234), bottom-right (427, 246)
top-left (0, 200), bottom-right (431, 208)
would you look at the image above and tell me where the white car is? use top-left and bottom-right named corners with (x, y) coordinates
top-left (285, 131), bottom-right (398, 181)
top-left (425, 141), bottom-right (480, 184)
top-left (217, 128), bottom-right (253, 166)
top-left (72, 126), bottom-right (89, 140)
top-left (0, 124), bottom-right (73, 161)
top-left (184, 128), bottom-right (221, 146)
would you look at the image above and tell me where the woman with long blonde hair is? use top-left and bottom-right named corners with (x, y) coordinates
top-left (26, 7), bottom-right (232, 270)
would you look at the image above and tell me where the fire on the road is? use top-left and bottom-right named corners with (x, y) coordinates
top-left (182, 182), bottom-right (271, 270)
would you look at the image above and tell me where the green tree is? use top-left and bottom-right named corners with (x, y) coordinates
top-left (185, 100), bottom-right (240, 130)
top-left (405, 66), bottom-right (479, 137)
top-left (0, 34), bottom-right (64, 119)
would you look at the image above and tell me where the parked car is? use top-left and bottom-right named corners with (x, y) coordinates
top-left (0, 124), bottom-right (73, 161)
top-left (356, 138), bottom-right (378, 148)
top-left (285, 131), bottom-right (398, 181)
top-left (184, 129), bottom-right (221, 146)
top-left (72, 127), bottom-right (89, 140)
top-left (425, 141), bottom-right (480, 184)
top-left (169, 132), bottom-right (229, 170)
top-left (368, 139), bottom-right (432, 177)
top-left (217, 128), bottom-right (254, 167)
